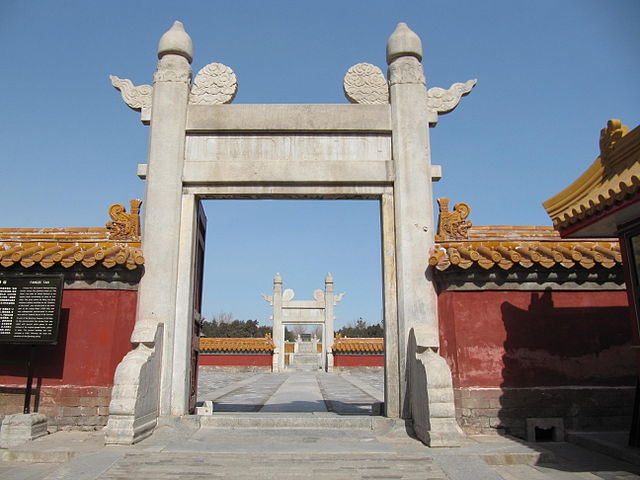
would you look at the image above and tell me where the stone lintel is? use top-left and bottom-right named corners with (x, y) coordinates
top-left (186, 104), bottom-right (392, 132)
top-left (182, 184), bottom-right (392, 199)
top-left (183, 160), bottom-right (393, 184)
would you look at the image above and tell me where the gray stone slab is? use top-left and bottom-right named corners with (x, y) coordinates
top-left (316, 372), bottom-right (379, 415)
top-left (260, 372), bottom-right (327, 413)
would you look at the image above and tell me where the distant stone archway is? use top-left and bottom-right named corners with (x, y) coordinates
top-left (104, 21), bottom-right (474, 447)
top-left (262, 273), bottom-right (343, 372)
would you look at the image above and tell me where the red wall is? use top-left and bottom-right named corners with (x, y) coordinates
top-left (333, 354), bottom-right (384, 367)
top-left (438, 290), bottom-right (635, 388)
top-left (198, 354), bottom-right (272, 367)
top-left (0, 289), bottom-right (137, 387)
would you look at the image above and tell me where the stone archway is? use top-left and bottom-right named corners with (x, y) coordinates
top-left (262, 273), bottom-right (343, 372)
top-left (104, 21), bottom-right (474, 447)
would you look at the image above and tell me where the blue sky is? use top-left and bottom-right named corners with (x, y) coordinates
top-left (1, 1), bottom-right (638, 328)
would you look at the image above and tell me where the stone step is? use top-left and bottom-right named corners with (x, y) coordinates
top-left (198, 413), bottom-right (394, 430)
top-left (98, 451), bottom-right (448, 480)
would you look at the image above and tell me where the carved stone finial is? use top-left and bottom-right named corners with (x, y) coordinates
top-left (386, 22), bottom-right (423, 64)
top-left (189, 63), bottom-right (238, 105)
top-left (274, 272), bottom-right (282, 284)
top-left (599, 119), bottom-right (629, 161)
top-left (110, 75), bottom-right (153, 111)
top-left (435, 197), bottom-right (472, 241)
top-left (343, 63), bottom-right (389, 104)
top-left (157, 21), bottom-right (193, 63)
top-left (106, 199), bottom-right (142, 240)
top-left (325, 272), bottom-right (333, 283)
top-left (427, 79), bottom-right (477, 114)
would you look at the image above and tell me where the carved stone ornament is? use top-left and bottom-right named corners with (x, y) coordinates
top-left (106, 199), bottom-right (142, 240)
top-left (110, 75), bottom-right (153, 111)
top-left (599, 119), bottom-right (629, 161)
top-left (153, 68), bottom-right (191, 84)
top-left (283, 289), bottom-right (295, 301)
top-left (435, 197), bottom-right (472, 241)
top-left (388, 56), bottom-right (425, 86)
top-left (189, 63), bottom-right (238, 105)
top-left (427, 79), bottom-right (477, 114)
top-left (343, 63), bottom-right (389, 104)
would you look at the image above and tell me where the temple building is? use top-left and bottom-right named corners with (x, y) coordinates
top-left (544, 119), bottom-right (640, 446)
top-left (430, 197), bottom-right (633, 439)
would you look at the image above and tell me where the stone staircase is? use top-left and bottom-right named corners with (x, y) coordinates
top-left (287, 352), bottom-right (321, 371)
top-left (288, 341), bottom-right (321, 371)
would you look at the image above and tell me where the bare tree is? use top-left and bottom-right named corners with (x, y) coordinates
top-left (290, 324), bottom-right (308, 337)
top-left (211, 311), bottom-right (234, 324)
top-left (312, 325), bottom-right (323, 338)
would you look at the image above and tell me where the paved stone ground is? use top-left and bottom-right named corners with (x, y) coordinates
top-left (2, 371), bottom-right (640, 479)
top-left (197, 369), bottom-right (384, 414)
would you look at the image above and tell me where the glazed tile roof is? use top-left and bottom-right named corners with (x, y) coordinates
top-left (430, 198), bottom-right (621, 272)
top-left (332, 337), bottom-right (384, 353)
top-left (0, 201), bottom-right (144, 270)
top-left (544, 120), bottom-right (640, 231)
top-left (199, 337), bottom-right (275, 352)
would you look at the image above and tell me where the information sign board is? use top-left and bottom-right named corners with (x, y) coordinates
top-left (0, 274), bottom-right (64, 344)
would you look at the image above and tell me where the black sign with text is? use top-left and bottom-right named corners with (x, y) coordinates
top-left (0, 275), bottom-right (64, 344)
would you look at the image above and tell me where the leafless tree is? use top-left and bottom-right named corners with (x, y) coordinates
top-left (211, 311), bottom-right (234, 324)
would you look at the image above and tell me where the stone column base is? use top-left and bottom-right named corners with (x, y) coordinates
top-left (0, 413), bottom-right (48, 448)
top-left (104, 323), bottom-right (163, 445)
top-left (410, 343), bottom-right (463, 448)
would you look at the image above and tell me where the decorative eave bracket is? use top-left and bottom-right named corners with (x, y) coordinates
top-left (110, 62), bottom-right (238, 124)
top-left (343, 62), bottom-right (476, 125)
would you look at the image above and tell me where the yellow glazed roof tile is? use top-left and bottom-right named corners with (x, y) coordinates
top-left (543, 120), bottom-right (640, 230)
top-left (332, 337), bottom-right (384, 353)
top-left (199, 337), bottom-right (275, 352)
top-left (0, 201), bottom-right (144, 270)
top-left (431, 197), bottom-right (621, 272)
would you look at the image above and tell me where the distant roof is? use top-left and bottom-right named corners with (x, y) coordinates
top-left (543, 120), bottom-right (640, 237)
top-left (0, 200), bottom-right (144, 270)
top-left (332, 337), bottom-right (384, 353)
top-left (200, 337), bottom-right (275, 352)
top-left (429, 198), bottom-right (621, 272)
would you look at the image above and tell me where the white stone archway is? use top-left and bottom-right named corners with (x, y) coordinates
top-left (104, 21), bottom-right (474, 447)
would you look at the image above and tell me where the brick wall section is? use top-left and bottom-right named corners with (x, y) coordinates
top-left (0, 386), bottom-right (112, 429)
top-left (198, 353), bottom-right (272, 367)
top-left (454, 386), bottom-right (634, 438)
top-left (438, 289), bottom-right (635, 438)
top-left (333, 354), bottom-right (384, 367)
top-left (0, 289), bottom-right (137, 428)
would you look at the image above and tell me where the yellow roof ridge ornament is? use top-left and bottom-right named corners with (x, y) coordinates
top-left (106, 199), bottom-right (142, 240)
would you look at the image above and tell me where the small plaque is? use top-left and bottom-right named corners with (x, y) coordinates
top-left (0, 275), bottom-right (64, 345)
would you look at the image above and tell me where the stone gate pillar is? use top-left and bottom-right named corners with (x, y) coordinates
top-left (323, 273), bottom-right (335, 371)
top-left (271, 273), bottom-right (284, 372)
top-left (387, 23), bottom-right (463, 446)
top-left (105, 22), bottom-right (192, 444)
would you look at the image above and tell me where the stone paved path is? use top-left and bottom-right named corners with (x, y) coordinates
top-left (2, 371), bottom-right (640, 480)
top-left (198, 370), bottom-right (383, 414)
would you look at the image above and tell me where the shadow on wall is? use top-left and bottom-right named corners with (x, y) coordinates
top-left (499, 289), bottom-right (635, 440)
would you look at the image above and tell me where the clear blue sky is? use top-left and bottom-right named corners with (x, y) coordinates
top-left (1, 1), bottom-right (638, 328)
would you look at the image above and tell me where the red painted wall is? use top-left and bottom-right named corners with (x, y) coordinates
top-left (333, 354), bottom-right (384, 367)
top-left (0, 289), bottom-right (137, 387)
top-left (438, 290), bottom-right (635, 388)
top-left (198, 354), bottom-right (272, 367)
